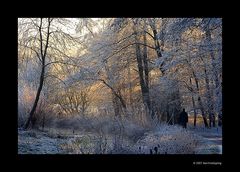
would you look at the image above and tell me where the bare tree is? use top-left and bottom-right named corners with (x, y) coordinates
top-left (23, 18), bottom-right (52, 129)
top-left (18, 18), bottom-right (80, 129)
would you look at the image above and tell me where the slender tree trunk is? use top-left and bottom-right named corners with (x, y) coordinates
top-left (100, 79), bottom-right (126, 110)
top-left (24, 18), bottom-right (51, 130)
top-left (149, 19), bottom-right (165, 74)
top-left (112, 92), bottom-right (120, 117)
top-left (133, 22), bottom-right (153, 119)
top-left (186, 55), bottom-right (209, 128)
top-left (197, 96), bottom-right (208, 127)
top-left (142, 21), bottom-right (154, 119)
top-left (205, 28), bottom-right (219, 127)
top-left (192, 96), bottom-right (197, 127)
top-left (127, 56), bottom-right (133, 109)
top-left (143, 20), bottom-right (149, 91)
top-left (192, 71), bottom-right (209, 127)
top-left (24, 65), bottom-right (45, 129)
top-left (189, 78), bottom-right (197, 127)
top-left (204, 67), bottom-right (215, 127)
top-left (174, 83), bottom-right (182, 124)
top-left (102, 60), bottom-right (127, 117)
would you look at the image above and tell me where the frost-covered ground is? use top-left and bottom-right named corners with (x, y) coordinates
top-left (18, 125), bottom-right (222, 154)
top-left (18, 128), bottom-right (68, 154)
top-left (188, 126), bottom-right (222, 154)
top-left (135, 125), bottom-right (201, 154)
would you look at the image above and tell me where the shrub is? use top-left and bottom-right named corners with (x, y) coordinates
top-left (135, 124), bottom-right (201, 154)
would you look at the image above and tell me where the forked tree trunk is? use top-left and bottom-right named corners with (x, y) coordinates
top-left (133, 22), bottom-right (154, 119)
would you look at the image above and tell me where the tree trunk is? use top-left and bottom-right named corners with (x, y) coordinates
top-left (189, 78), bottom-right (197, 127)
top-left (149, 19), bottom-right (165, 74)
top-left (197, 96), bottom-right (209, 127)
top-left (100, 79), bottom-right (126, 110)
top-left (24, 61), bottom-right (45, 129)
top-left (173, 84), bottom-right (182, 124)
top-left (205, 28), bottom-right (219, 127)
top-left (24, 18), bottom-right (51, 130)
top-left (143, 20), bottom-right (149, 91)
top-left (112, 92), bottom-right (120, 117)
top-left (192, 96), bottom-right (197, 127)
top-left (192, 72), bottom-right (209, 128)
top-left (133, 23), bottom-right (153, 119)
top-left (203, 67), bottom-right (215, 127)
top-left (127, 55), bottom-right (133, 109)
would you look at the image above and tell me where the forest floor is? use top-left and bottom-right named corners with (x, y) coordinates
top-left (188, 126), bottom-right (222, 154)
top-left (18, 128), bottom-right (67, 154)
top-left (18, 125), bottom-right (222, 154)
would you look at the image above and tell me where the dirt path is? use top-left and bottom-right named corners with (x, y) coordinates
top-left (190, 127), bottom-right (222, 154)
